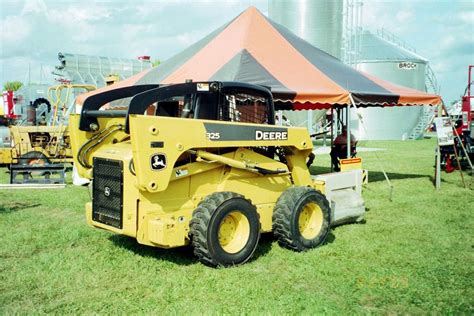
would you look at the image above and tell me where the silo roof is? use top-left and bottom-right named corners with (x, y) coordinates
top-left (358, 30), bottom-right (428, 63)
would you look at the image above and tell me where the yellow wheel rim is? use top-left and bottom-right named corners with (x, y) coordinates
top-left (218, 211), bottom-right (250, 254)
top-left (298, 202), bottom-right (323, 240)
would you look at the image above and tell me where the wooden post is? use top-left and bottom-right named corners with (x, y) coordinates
top-left (347, 105), bottom-right (351, 158)
top-left (330, 107), bottom-right (334, 172)
top-left (452, 143), bottom-right (466, 188)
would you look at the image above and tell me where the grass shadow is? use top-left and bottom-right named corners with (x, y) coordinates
top-left (310, 166), bottom-right (431, 184)
top-left (367, 171), bottom-right (429, 182)
top-left (310, 166), bottom-right (332, 175)
top-left (252, 233), bottom-right (275, 259)
top-left (110, 231), bottom-right (276, 266)
top-left (109, 235), bottom-right (196, 266)
top-left (326, 231), bottom-right (337, 244)
top-left (260, 230), bottom-right (336, 250)
top-left (0, 202), bottom-right (41, 213)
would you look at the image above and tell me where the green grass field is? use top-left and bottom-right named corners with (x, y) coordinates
top-left (1, 138), bottom-right (473, 314)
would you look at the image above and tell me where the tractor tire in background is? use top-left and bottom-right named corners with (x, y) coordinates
top-left (32, 98), bottom-right (52, 125)
top-left (17, 151), bottom-right (51, 177)
top-left (190, 192), bottom-right (261, 267)
top-left (32, 98), bottom-right (52, 113)
top-left (273, 186), bottom-right (330, 252)
top-left (18, 151), bottom-right (50, 167)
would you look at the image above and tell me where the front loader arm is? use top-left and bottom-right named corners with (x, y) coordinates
top-left (129, 115), bottom-right (314, 193)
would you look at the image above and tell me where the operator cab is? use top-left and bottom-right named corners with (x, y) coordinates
top-left (78, 81), bottom-right (275, 133)
top-left (135, 82), bottom-right (275, 129)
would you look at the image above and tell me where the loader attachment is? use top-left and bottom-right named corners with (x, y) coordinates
top-left (128, 115), bottom-right (313, 192)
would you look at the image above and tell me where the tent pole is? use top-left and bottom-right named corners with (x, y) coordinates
top-left (349, 93), bottom-right (394, 201)
top-left (307, 110), bottom-right (313, 134)
top-left (330, 107), bottom-right (334, 172)
top-left (452, 140), bottom-right (467, 188)
top-left (347, 104), bottom-right (351, 158)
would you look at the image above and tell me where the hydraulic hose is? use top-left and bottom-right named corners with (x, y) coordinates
top-left (77, 124), bottom-right (123, 168)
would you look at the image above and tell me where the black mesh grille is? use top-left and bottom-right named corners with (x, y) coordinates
top-left (220, 93), bottom-right (269, 124)
top-left (92, 158), bottom-right (123, 229)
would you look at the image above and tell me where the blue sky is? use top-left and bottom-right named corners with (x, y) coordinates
top-left (0, 0), bottom-right (472, 104)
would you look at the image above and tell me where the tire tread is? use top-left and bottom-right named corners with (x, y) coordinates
top-left (190, 192), bottom-right (259, 267)
top-left (272, 186), bottom-right (330, 251)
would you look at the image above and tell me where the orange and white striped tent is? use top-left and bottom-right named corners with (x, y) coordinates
top-left (77, 7), bottom-right (441, 109)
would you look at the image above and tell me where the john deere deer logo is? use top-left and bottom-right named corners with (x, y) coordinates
top-left (150, 153), bottom-right (167, 171)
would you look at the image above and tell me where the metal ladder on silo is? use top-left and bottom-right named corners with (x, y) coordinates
top-left (408, 65), bottom-right (440, 140)
top-left (408, 106), bottom-right (435, 139)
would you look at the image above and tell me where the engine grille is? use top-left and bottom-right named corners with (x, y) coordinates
top-left (92, 158), bottom-right (123, 229)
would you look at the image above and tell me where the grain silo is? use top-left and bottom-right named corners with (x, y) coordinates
top-left (351, 30), bottom-right (430, 140)
top-left (268, 0), bottom-right (343, 59)
top-left (268, 0), bottom-right (344, 131)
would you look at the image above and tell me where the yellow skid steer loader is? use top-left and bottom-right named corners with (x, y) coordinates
top-left (70, 81), bottom-right (363, 267)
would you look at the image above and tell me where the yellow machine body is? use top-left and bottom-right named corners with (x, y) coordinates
top-left (70, 114), bottom-right (319, 248)
top-left (7, 125), bottom-right (72, 164)
top-left (0, 147), bottom-right (12, 165)
top-left (69, 81), bottom-right (358, 266)
top-left (0, 84), bottom-right (96, 165)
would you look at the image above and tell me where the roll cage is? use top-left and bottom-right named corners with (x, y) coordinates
top-left (78, 81), bottom-right (275, 133)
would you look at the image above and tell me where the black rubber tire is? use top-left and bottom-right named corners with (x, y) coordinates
top-left (18, 151), bottom-right (50, 166)
top-left (32, 98), bottom-right (51, 113)
top-left (273, 186), bottom-right (331, 252)
top-left (190, 192), bottom-right (261, 267)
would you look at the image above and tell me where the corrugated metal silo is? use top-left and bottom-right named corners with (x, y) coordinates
top-left (268, 0), bottom-right (343, 59)
top-left (268, 0), bottom-right (344, 130)
top-left (352, 30), bottom-right (428, 140)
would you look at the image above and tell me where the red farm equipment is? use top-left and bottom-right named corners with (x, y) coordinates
top-left (440, 65), bottom-right (474, 172)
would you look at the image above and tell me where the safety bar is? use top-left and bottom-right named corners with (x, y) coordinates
top-left (79, 84), bottom-right (159, 131)
top-left (83, 110), bottom-right (128, 118)
top-left (124, 81), bottom-right (274, 133)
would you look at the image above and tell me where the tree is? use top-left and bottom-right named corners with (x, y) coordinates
top-left (3, 81), bottom-right (23, 92)
top-left (152, 59), bottom-right (161, 67)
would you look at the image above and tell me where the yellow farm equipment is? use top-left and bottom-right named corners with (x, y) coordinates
top-left (70, 81), bottom-right (364, 266)
top-left (7, 125), bottom-right (71, 184)
top-left (1, 84), bottom-right (96, 184)
top-left (47, 84), bottom-right (96, 126)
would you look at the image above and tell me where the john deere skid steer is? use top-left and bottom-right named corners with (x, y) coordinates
top-left (70, 81), bottom-right (363, 267)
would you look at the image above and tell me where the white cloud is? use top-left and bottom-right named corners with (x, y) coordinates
top-left (457, 11), bottom-right (474, 24)
top-left (21, 0), bottom-right (48, 15)
top-left (0, 15), bottom-right (31, 42)
top-left (360, 0), bottom-right (474, 103)
top-left (176, 31), bottom-right (207, 46)
top-left (362, 1), bottom-right (416, 34)
top-left (48, 4), bottom-right (110, 24)
top-left (396, 10), bottom-right (413, 23)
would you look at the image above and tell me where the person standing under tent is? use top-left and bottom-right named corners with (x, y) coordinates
top-left (331, 126), bottom-right (357, 172)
